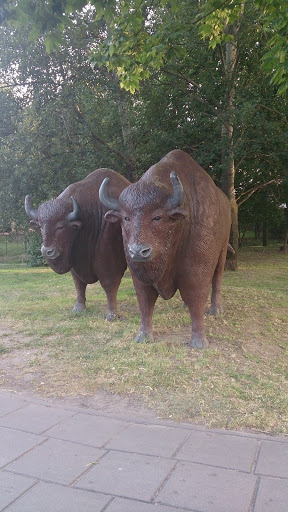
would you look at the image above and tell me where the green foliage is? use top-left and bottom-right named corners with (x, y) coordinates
top-left (90, 1), bottom-right (187, 93)
top-left (0, 0), bottom-right (287, 238)
top-left (198, 0), bottom-right (288, 94)
top-left (26, 230), bottom-right (45, 267)
top-left (197, 1), bottom-right (245, 49)
top-left (0, 12), bottom-right (138, 227)
top-left (2, 0), bottom-right (288, 93)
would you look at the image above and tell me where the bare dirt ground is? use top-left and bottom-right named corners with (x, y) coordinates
top-left (0, 328), bottom-right (158, 421)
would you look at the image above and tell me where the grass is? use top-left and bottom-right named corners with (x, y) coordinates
top-left (0, 240), bottom-right (287, 434)
top-left (0, 234), bottom-right (26, 263)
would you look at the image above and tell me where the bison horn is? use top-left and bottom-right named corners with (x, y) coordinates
top-left (66, 196), bottom-right (81, 222)
top-left (169, 171), bottom-right (183, 207)
top-left (25, 195), bottom-right (38, 220)
top-left (99, 177), bottom-right (120, 211)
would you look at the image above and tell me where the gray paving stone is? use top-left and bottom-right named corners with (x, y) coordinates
top-left (1, 392), bottom-right (287, 512)
top-left (0, 403), bottom-right (74, 434)
top-left (0, 472), bottom-right (36, 510)
top-left (253, 476), bottom-right (288, 512)
top-left (106, 423), bottom-right (189, 457)
top-left (156, 461), bottom-right (257, 512)
top-left (255, 440), bottom-right (288, 478)
top-left (0, 427), bottom-right (44, 468)
top-left (77, 450), bottom-right (176, 501)
top-left (176, 430), bottom-right (259, 471)
top-left (106, 497), bottom-right (189, 512)
top-left (4, 482), bottom-right (111, 512)
top-left (7, 438), bottom-right (105, 485)
top-left (0, 392), bottom-right (26, 417)
top-left (47, 412), bottom-right (128, 447)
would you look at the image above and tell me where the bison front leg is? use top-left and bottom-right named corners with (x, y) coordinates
top-left (70, 269), bottom-right (87, 313)
top-left (132, 275), bottom-right (158, 343)
top-left (179, 279), bottom-right (209, 349)
top-left (189, 311), bottom-right (209, 349)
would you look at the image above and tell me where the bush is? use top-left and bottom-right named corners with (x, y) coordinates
top-left (26, 231), bottom-right (45, 267)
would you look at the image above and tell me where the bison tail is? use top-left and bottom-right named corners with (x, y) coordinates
top-left (227, 243), bottom-right (235, 254)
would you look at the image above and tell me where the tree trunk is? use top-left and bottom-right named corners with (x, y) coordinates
top-left (115, 88), bottom-right (137, 182)
top-left (222, 145), bottom-right (238, 269)
top-left (283, 209), bottom-right (288, 251)
top-left (221, 33), bottom-right (239, 270)
top-left (255, 221), bottom-right (260, 240)
top-left (262, 220), bottom-right (268, 246)
top-left (283, 229), bottom-right (288, 252)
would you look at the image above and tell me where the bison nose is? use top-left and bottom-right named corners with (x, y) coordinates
top-left (41, 245), bottom-right (59, 260)
top-left (128, 243), bottom-right (153, 262)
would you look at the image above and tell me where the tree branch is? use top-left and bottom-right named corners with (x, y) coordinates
top-left (162, 69), bottom-right (219, 110)
top-left (257, 104), bottom-right (288, 123)
top-left (74, 102), bottom-right (134, 171)
top-left (237, 179), bottom-right (283, 207)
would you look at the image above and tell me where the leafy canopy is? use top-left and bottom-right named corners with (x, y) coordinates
top-left (197, 0), bottom-right (288, 94)
top-left (1, 0), bottom-right (288, 93)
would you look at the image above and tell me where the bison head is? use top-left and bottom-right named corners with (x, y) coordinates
top-left (99, 172), bottom-right (187, 283)
top-left (25, 195), bottom-right (82, 274)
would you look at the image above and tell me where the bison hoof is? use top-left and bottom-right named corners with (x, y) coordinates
top-left (72, 303), bottom-right (85, 313)
top-left (207, 305), bottom-right (223, 316)
top-left (105, 312), bottom-right (119, 322)
top-left (134, 331), bottom-right (154, 344)
top-left (190, 337), bottom-right (209, 349)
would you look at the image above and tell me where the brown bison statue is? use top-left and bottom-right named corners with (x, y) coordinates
top-left (99, 149), bottom-right (231, 348)
top-left (25, 168), bottom-right (130, 320)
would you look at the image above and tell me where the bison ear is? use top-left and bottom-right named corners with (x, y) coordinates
top-left (29, 219), bottom-right (40, 230)
top-left (104, 210), bottom-right (121, 224)
top-left (70, 220), bottom-right (82, 231)
top-left (169, 207), bottom-right (187, 221)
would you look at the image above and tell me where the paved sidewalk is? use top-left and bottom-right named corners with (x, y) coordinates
top-left (0, 389), bottom-right (287, 512)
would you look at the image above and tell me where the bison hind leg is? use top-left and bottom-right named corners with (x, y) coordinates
top-left (134, 330), bottom-right (154, 344)
top-left (209, 245), bottom-right (228, 317)
top-left (206, 303), bottom-right (223, 316)
top-left (105, 311), bottom-right (119, 322)
top-left (72, 302), bottom-right (86, 313)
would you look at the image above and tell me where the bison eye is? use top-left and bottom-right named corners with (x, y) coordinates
top-left (153, 215), bottom-right (162, 221)
top-left (124, 216), bottom-right (130, 222)
top-left (56, 225), bottom-right (64, 231)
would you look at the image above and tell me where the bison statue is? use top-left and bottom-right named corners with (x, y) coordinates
top-left (25, 168), bottom-right (130, 320)
top-left (99, 149), bottom-right (231, 348)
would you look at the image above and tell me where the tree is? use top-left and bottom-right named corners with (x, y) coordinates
top-left (197, 0), bottom-right (288, 93)
top-left (0, 10), bottom-right (142, 229)
top-left (92, 1), bottom-right (288, 268)
top-left (2, 1), bottom-right (286, 92)
top-left (1, 0), bottom-right (287, 256)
